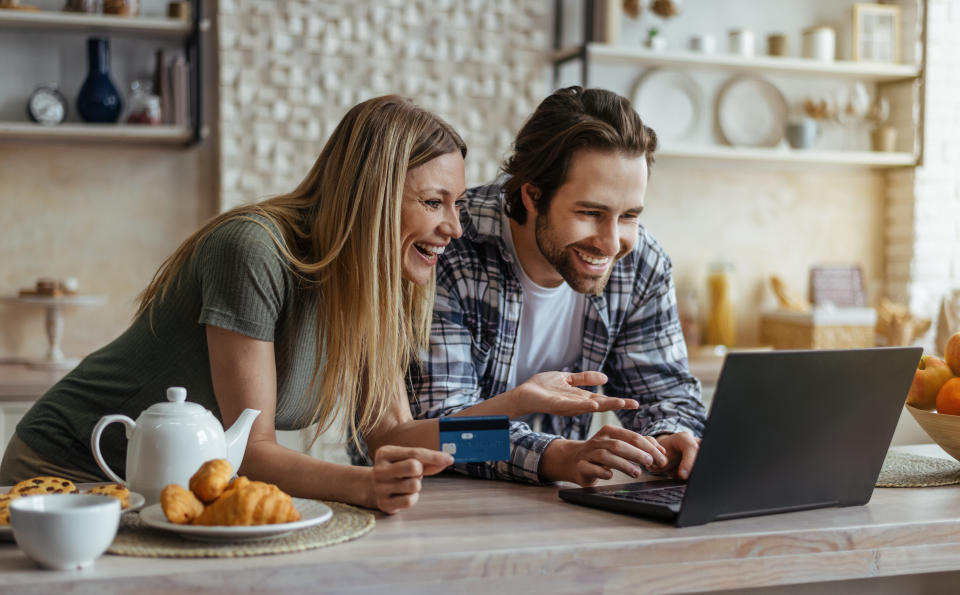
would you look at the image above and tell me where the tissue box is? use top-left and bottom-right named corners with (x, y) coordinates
top-left (759, 307), bottom-right (877, 350)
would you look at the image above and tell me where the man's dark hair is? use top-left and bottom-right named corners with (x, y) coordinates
top-left (502, 86), bottom-right (657, 224)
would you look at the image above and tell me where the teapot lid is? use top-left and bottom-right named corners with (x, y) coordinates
top-left (143, 387), bottom-right (209, 416)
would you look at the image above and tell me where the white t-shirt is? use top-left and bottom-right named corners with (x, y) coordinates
top-left (502, 211), bottom-right (586, 390)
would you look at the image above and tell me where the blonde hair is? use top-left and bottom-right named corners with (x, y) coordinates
top-left (137, 95), bottom-right (466, 447)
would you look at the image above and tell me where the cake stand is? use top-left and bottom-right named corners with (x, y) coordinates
top-left (1, 295), bottom-right (107, 370)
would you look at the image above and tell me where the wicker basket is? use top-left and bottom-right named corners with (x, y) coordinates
top-left (759, 307), bottom-right (877, 350)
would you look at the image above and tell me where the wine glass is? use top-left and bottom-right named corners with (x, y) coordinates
top-left (835, 83), bottom-right (871, 150)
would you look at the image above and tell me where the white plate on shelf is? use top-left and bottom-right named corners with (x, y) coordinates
top-left (0, 483), bottom-right (145, 542)
top-left (716, 75), bottom-right (788, 147)
top-left (139, 498), bottom-right (332, 542)
top-left (631, 68), bottom-right (703, 145)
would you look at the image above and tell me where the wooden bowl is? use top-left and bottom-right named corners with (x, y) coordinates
top-left (905, 404), bottom-right (960, 462)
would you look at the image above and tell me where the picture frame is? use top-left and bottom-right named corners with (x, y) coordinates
top-left (852, 3), bottom-right (901, 63)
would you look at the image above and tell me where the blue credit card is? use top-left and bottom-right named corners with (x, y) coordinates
top-left (439, 415), bottom-right (510, 463)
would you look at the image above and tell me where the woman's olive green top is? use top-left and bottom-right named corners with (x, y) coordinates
top-left (16, 215), bottom-right (320, 479)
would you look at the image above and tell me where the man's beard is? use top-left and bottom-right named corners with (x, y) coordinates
top-left (534, 212), bottom-right (616, 296)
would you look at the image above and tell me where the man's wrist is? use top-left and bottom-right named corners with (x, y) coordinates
top-left (538, 438), bottom-right (575, 483)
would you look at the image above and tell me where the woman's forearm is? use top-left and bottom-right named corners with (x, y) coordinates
top-left (365, 418), bottom-right (439, 457)
top-left (238, 439), bottom-right (375, 508)
top-left (364, 390), bottom-right (525, 457)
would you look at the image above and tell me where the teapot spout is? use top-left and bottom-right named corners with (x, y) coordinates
top-left (224, 408), bottom-right (261, 472)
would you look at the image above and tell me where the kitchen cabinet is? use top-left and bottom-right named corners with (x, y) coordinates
top-left (551, 0), bottom-right (925, 168)
top-left (0, 402), bottom-right (33, 456)
top-left (0, 365), bottom-right (64, 458)
top-left (0, 2), bottom-right (208, 145)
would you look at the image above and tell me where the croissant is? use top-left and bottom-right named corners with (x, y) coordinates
top-left (192, 479), bottom-right (300, 526)
top-left (189, 458), bottom-right (233, 503)
top-left (161, 484), bottom-right (205, 524)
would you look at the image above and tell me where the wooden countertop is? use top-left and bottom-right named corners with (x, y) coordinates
top-left (2, 446), bottom-right (960, 593)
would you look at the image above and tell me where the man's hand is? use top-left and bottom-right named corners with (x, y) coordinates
top-left (513, 371), bottom-right (639, 418)
top-left (369, 446), bottom-right (453, 514)
top-left (540, 425), bottom-right (668, 486)
top-left (647, 432), bottom-right (701, 480)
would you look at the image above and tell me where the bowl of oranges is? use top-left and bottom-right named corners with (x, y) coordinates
top-left (905, 332), bottom-right (960, 462)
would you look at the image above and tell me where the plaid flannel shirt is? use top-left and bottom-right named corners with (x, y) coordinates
top-left (407, 177), bottom-right (707, 484)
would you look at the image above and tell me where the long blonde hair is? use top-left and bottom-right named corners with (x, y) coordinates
top-left (137, 95), bottom-right (467, 447)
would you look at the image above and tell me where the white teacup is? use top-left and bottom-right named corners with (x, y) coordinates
top-left (11, 494), bottom-right (120, 570)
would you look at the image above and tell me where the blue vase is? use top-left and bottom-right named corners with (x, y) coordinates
top-left (76, 38), bottom-right (123, 123)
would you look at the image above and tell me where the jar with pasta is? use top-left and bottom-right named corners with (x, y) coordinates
top-left (705, 262), bottom-right (736, 347)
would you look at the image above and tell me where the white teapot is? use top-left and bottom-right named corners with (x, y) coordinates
top-left (90, 386), bottom-right (260, 505)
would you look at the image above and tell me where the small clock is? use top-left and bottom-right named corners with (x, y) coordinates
top-left (27, 86), bottom-right (68, 126)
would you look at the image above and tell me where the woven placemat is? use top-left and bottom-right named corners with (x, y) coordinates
top-left (876, 450), bottom-right (960, 488)
top-left (108, 501), bottom-right (374, 558)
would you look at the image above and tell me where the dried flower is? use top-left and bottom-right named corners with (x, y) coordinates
top-left (623, 0), bottom-right (642, 19)
top-left (650, 0), bottom-right (679, 18)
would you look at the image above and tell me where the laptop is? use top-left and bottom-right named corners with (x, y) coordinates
top-left (558, 347), bottom-right (922, 527)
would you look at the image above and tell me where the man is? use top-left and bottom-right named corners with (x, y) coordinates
top-left (408, 86), bottom-right (706, 486)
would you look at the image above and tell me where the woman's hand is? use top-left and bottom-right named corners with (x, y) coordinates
top-left (512, 371), bottom-right (639, 418)
top-left (370, 446), bottom-right (453, 514)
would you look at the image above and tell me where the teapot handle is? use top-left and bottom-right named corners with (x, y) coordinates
top-left (90, 414), bottom-right (135, 485)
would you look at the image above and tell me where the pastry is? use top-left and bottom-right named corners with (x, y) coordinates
top-left (18, 277), bottom-right (62, 298)
top-left (86, 483), bottom-right (131, 509)
top-left (188, 458), bottom-right (234, 503)
top-left (192, 479), bottom-right (300, 526)
top-left (35, 277), bottom-right (59, 296)
top-left (160, 484), bottom-right (204, 524)
top-left (0, 493), bottom-right (19, 526)
top-left (9, 476), bottom-right (78, 497)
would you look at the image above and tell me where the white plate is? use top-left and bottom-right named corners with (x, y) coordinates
top-left (716, 75), bottom-right (788, 147)
top-left (139, 498), bottom-right (332, 542)
top-left (0, 483), bottom-right (144, 542)
top-left (631, 68), bottom-right (703, 144)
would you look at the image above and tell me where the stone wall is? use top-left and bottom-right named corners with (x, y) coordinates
top-left (217, 0), bottom-right (550, 210)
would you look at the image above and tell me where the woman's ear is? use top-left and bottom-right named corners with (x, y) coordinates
top-left (520, 183), bottom-right (541, 218)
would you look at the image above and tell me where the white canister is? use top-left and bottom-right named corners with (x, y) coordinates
top-left (728, 29), bottom-right (754, 57)
top-left (802, 26), bottom-right (835, 62)
top-left (689, 33), bottom-right (716, 54)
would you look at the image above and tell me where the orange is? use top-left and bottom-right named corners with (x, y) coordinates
top-left (935, 377), bottom-right (960, 416)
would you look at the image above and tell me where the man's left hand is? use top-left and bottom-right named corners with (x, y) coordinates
top-left (647, 432), bottom-right (701, 480)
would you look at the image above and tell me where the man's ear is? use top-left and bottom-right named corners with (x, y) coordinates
top-left (520, 183), bottom-right (541, 217)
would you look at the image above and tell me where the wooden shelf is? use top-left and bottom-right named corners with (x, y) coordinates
top-left (0, 122), bottom-right (193, 144)
top-left (0, 9), bottom-right (205, 38)
top-left (556, 43), bottom-right (921, 83)
top-left (657, 145), bottom-right (916, 167)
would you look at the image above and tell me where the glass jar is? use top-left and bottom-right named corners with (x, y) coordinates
top-left (126, 80), bottom-right (161, 125)
top-left (677, 286), bottom-right (702, 350)
top-left (705, 262), bottom-right (736, 347)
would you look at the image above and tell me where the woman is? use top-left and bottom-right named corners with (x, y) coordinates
top-left (0, 95), bottom-right (464, 513)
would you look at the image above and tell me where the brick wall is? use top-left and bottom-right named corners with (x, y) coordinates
top-left (885, 0), bottom-right (960, 348)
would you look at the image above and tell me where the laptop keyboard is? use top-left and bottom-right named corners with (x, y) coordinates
top-left (606, 485), bottom-right (686, 506)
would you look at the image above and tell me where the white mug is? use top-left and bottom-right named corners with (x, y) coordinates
top-left (802, 27), bottom-right (835, 62)
top-left (728, 29), bottom-right (754, 57)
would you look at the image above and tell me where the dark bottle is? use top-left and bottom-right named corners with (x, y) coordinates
top-left (77, 38), bottom-right (124, 123)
